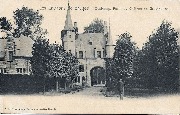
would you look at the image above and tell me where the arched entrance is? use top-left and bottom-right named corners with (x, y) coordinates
top-left (90, 66), bottom-right (105, 86)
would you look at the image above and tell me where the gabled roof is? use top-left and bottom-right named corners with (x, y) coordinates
top-left (14, 35), bottom-right (34, 57)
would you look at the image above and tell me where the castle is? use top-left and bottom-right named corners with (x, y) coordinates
top-left (0, 2), bottom-right (115, 87)
top-left (61, 2), bottom-right (115, 86)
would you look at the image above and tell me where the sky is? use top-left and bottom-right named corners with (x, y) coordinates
top-left (0, 0), bottom-right (180, 48)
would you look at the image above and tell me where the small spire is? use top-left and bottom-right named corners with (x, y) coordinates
top-left (64, 0), bottom-right (74, 30)
top-left (107, 18), bottom-right (113, 45)
top-left (68, 0), bottom-right (70, 9)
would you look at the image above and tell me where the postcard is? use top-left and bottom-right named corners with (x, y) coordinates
top-left (0, 0), bottom-right (179, 114)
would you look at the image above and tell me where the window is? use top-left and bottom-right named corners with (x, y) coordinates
top-left (74, 76), bottom-right (80, 83)
top-left (69, 35), bottom-right (71, 38)
top-left (94, 48), bottom-right (96, 58)
top-left (16, 68), bottom-right (19, 73)
top-left (3, 68), bottom-right (7, 73)
top-left (0, 68), bottom-right (5, 74)
top-left (97, 51), bottom-right (101, 58)
top-left (8, 51), bottom-right (13, 61)
top-left (79, 65), bottom-right (84, 72)
top-left (103, 49), bottom-right (105, 58)
top-left (0, 68), bottom-right (2, 74)
top-left (23, 68), bottom-right (26, 73)
top-left (89, 42), bottom-right (92, 45)
top-left (79, 51), bottom-right (83, 59)
top-left (0, 56), bottom-right (4, 61)
top-left (16, 68), bottom-right (22, 73)
top-left (78, 76), bottom-right (80, 83)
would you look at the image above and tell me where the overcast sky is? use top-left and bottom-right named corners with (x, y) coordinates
top-left (1, 0), bottom-right (180, 48)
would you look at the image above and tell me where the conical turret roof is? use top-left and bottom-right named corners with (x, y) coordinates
top-left (64, 1), bottom-right (74, 30)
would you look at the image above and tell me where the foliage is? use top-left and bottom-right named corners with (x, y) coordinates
top-left (138, 21), bottom-right (179, 92)
top-left (105, 58), bottom-right (117, 91)
top-left (31, 40), bottom-right (79, 90)
top-left (106, 32), bottom-right (136, 92)
top-left (13, 6), bottom-right (46, 40)
top-left (113, 33), bottom-right (136, 81)
top-left (132, 50), bottom-right (145, 88)
top-left (84, 18), bottom-right (104, 33)
top-left (0, 17), bottom-right (12, 31)
top-left (49, 44), bottom-right (79, 89)
top-left (106, 21), bottom-right (179, 95)
top-left (31, 38), bottom-right (51, 79)
top-left (0, 74), bottom-right (44, 94)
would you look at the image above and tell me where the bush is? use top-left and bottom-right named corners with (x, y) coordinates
top-left (0, 74), bottom-right (45, 94)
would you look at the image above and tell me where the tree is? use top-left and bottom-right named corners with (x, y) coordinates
top-left (131, 49), bottom-right (144, 88)
top-left (48, 44), bottom-right (79, 91)
top-left (48, 44), bottom-right (66, 91)
top-left (141, 21), bottom-right (179, 92)
top-left (113, 33), bottom-right (136, 82)
top-left (64, 52), bottom-right (79, 88)
top-left (138, 41), bottom-right (157, 90)
top-left (106, 32), bottom-right (136, 93)
top-left (84, 18), bottom-right (104, 33)
top-left (105, 58), bottom-right (117, 91)
top-left (13, 6), bottom-right (46, 39)
top-left (31, 38), bottom-right (51, 93)
top-left (31, 39), bottom-right (79, 92)
top-left (0, 17), bottom-right (12, 31)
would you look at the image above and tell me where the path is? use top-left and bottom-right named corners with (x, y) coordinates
top-left (71, 86), bottom-right (104, 97)
top-left (1, 87), bottom-right (180, 114)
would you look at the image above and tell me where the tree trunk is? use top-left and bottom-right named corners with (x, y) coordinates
top-left (56, 80), bottom-right (59, 92)
top-left (43, 76), bottom-right (46, 95)
top-left (65, 82), bottom-right (66, 90)
top-left (43, 84), bottom-right (45, 94)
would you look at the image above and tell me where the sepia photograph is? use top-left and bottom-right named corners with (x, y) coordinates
top-left (0, 0), bottom-right (179, 114)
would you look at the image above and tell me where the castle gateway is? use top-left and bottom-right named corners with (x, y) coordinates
top-left (61, 2), bottom-right (115, 86)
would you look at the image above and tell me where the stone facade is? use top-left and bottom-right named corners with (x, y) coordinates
top-left (0, 30), bottom-right (34, 75)
top-left (61, 2), bottom-right (115, 86)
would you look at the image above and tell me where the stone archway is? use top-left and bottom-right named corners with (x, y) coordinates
top-left (90, 66), bottom-right (105, 86)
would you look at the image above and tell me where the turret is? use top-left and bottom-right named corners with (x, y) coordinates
top-left (106, 19), bottom-right (115, 58)
top-left (61, 0), bottom-right (76, 55)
